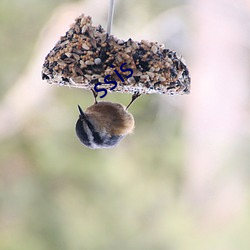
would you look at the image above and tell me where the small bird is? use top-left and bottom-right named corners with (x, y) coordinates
top-left (75, 91), bottom-right (140, 149)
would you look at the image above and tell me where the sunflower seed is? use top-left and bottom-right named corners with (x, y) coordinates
top-left (85, 60), bottom-right (94, 65)
top-left (82, 43), bottom-right (90, 50)
top-left (151, 45), bottom-right (158, 54)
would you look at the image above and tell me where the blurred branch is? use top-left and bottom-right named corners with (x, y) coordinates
top-left (184, 0), bottom-right (250, 225)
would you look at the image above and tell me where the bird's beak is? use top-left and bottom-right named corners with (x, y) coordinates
top-left (77, 105), bottom-right (86, 119)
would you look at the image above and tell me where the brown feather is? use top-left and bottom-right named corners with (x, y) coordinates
top-left (85, 102), bottom-right (134, 135)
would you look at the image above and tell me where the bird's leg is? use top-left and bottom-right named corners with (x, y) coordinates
top-left (91, 89), bottom-right (98, 104)
top-left (126, 92), bottom-right (141, 110)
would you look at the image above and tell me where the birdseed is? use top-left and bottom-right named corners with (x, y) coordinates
top-left (42, 14), bottom-right (191, 95)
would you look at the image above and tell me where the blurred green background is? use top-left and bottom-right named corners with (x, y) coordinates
top-left (1, 0), bottom-right (250, 249)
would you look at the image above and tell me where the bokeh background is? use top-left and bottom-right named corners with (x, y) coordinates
top-left (1, 0), bottom-right (250, 249)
